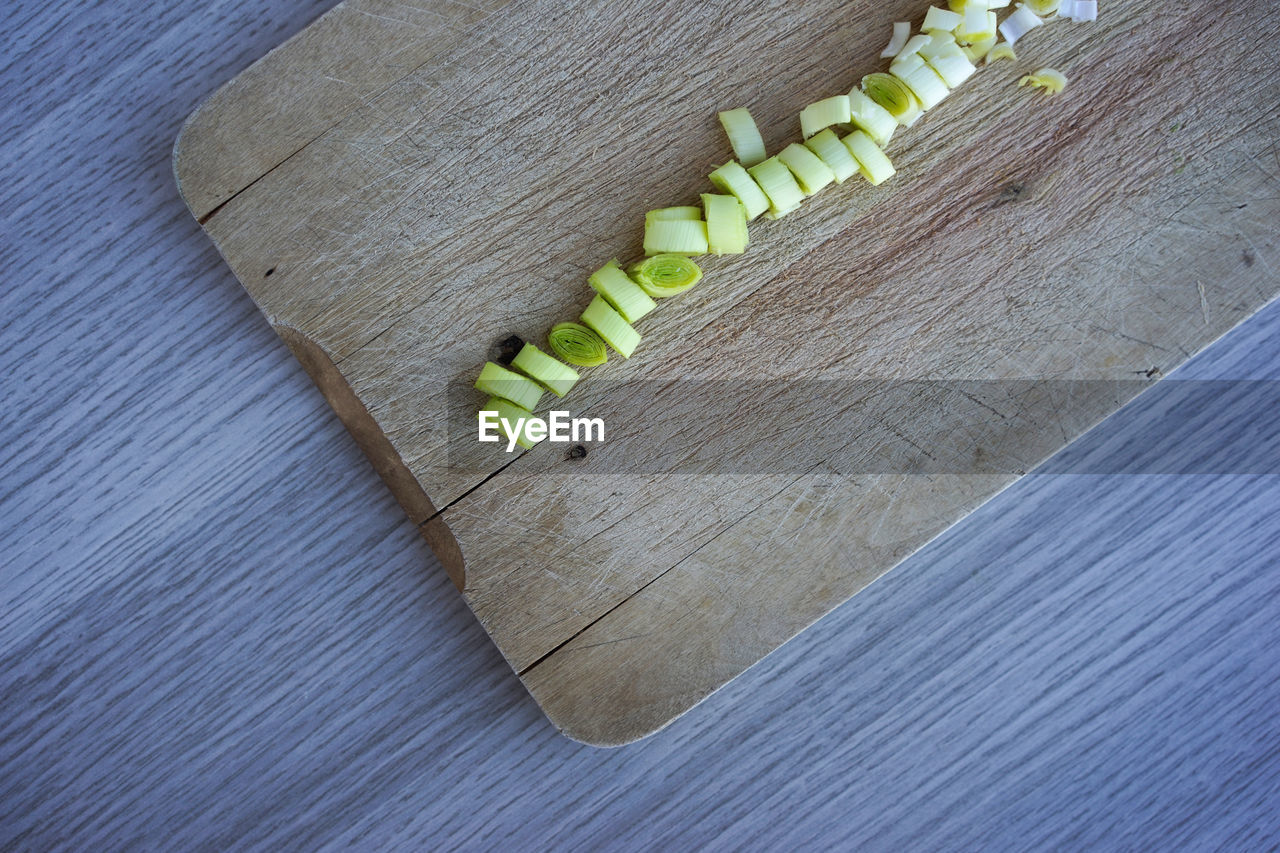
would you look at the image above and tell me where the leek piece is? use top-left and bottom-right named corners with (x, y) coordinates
top-left (480, 396), bottom-right (541, 449)
top-left (862, 72), bottom-right (922, 127)
top-left (956, 2), bottom-right (997, 43)
top-left (777, 143), bottom-right (835, 196)
top-left (747, 156), bottom-right (806, 218)
top-left (709, 161), bottom-right (770, 221)
top-left (1022, 0), bottom-right (1060, 15)
top-left (919, 33), bottom-right (977, 87)
top-left (475, 361), bottom-right (543, 411)
top-left (895, 33), bottom-right (933, 62)
top-left (588, 259), bottom-right (656, 322)
top-left (803, 129), bottom-right (859, 183)
top-left (1070, 0), bottom-right (1096, 21)
top-left (999, 5), bottom-right (1043, 44)
top-left (629, 254), bottom-right (703, 298)
top-left (581, 295), bottom-right (640, 358)
top-left (847, 89), bottom-right (897, 147)
top-left (1019, 67), bottom-right (1068, 94)
top-left (717, 108), bottom-right (766, 167)
top-left (701, 193), bottom-right (748, 255)
top-left (893, 64), bottom-right (949, 111)
top-left (985, 41), bottom-right (1016, 62)
top-left (922, 5), bottom-right (962, 31)
top-left (880, 21), bottom-right (910, 57)
top-left (643, 218), bottom-right (708, 256)
top-left (510, 343), bottom-right (579, 397)
top-left (1057, 0), bottom-right (1077, 16)
top-left (548, 322), bottom-right (608, 367)
top-left (961, 35), bottom-right (997, 61)
top-left (800, 95), bottom-right (851, 139)
top-left (841, 130), bottom-right (897, 185)
top-left (646, 206), bottom-right (701, 221)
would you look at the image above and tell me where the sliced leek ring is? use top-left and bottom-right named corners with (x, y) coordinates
top-left (701, 193), bottom-right (748, 255)
top-left (646, 206), bottom-right (701, 221)
top-left (747, 156), bottom-right (806, 218)
top-left (580, 294), bottom-right (641, 358)
top-left (1019, 67), bottom-right (1068, 94)
top-left (803, 129), bottom-right (859, 183)
top-left (709, 161), bottom-right (771, 221)
top-left (643, 218), bottom-right (708, 256)
top-left (474, 361), bottom-right (543, 411)
top-left (510, 343), bottom-right (580, 397)
top-left (629, 254), bottom-right (703, 298)
top-left (717, 108), bottom-right (767, 167)
top-left (847, 88), bottom-right (897, 147)
top-left (778, 142), bottom-right (836, 196)
top-left (588, 259), bottom-right (656, 323)
top-left (841, 130), bottom-right (897, 186)
top-left (799, 94), bottom-right (851, 139)
top-left (548, 322), bottom-right (608, 367)
top-left (985, 41), bottom-right (1016, 63)
top-left (862, 72), bottom-right (922, 127)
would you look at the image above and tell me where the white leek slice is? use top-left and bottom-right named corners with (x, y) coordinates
top-left (588, 260), bottom-right (656, 322)
top-left (1019, 67), bottom-right (1068, 94)
top-left (922, 5), bottom-right (962, 32)
top-left (880, 21), bottom-right (911, 58)
top-left (957, 2), bottom-right (996, 43)
top-left (475, 361), bottom-right (543, 411)
top-left (800, 94), bottom-right (851, 138)
top-left (895, 34), bottom-right (933, 62)
top-left (777, 142), bottom-right (835, 195)
top-left (985, 41), bottom-right (1016, 62)
top-left (1022, 0), bottom-right (1060, 15)
top-left (717, 108), bottom-right (766, 167)
top-left (961, 35), bottom-right (996, 60)
top-left (709, 161), bottom-right (770, 221)
top-left (1057, 0), bottom-right (1077, 16)
top-left (643, 218), bottom-right (708, 255)
top-left (580, 295), bottom-right (640, 358)
top-left (510, 343), bottom-right (580, 397)
top-left (629, 254), bottom-right (703, 297)
top-left (999, 5), bottom-right (1043, 43)
top-left (1071, 0), bottom-right (1096, 21)
top-left (803, 129), bottom-right (859, 183)
top-left (701, 193), bottom-right (748, 255)
top-left (841, 130), bottom-right (896, 186)
top-left (747, 157), bottom-right (805, 218)
top-left (862, 72), bottom-right (922, 127)
top-left (548, 322), bottom-right (607, 367)
top-left (985, 0), bottom-right (1011, 7)
top-left (847, 88), bottom-right (897, 147)
top-left (480, 397), bottom-right (541, 449)
top-left (919, 33), bottom-right (977, 86)
top-left (893, 64), bottom-right (949, 111)
top-left (646, 206), bottom-right (701, 221)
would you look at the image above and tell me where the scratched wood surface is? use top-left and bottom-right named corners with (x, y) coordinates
top-left (4, 0), bottom-right (1280, 844)
top-left (172, 0), bottom-right (1280, 743)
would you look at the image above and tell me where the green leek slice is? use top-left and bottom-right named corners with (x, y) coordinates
top-left (841, 130), bottom-right (897, 185)
top-left (709, 161), bottom-right (771, 221)
top-left (480, 396), bottom-right (541, 450)
top-left (862, 72), bottom-right (922, 126)
top-left (891, 62), bottom-right (950, 111)
top-left (777, 142), bottom-right (835, 195)
top-left (1023, 0), bottom-right (1060, 16)
top-left (510, 343), bottom-right (579, 397)
top-left (643, 218), bottom-right (708, 256)
top-left (580, 294), bottom-right (641, 358)
top-left (985, 41), bottom-right (1016, 62)
top-left (717, 108), bottom-right (767, 167)
top-left (799, 94), bottom-right (851, 139)
top-left (923, 5), bottom-right (962, 31)
top-left (548, 322), bottom-right (608, 367)
top-left (646, 206), bottom-right (702, 221)
top-left (629, 254), bottom-right (703, 297)
top-left (957, 2), bottom-right (997, 43)
top-left (961, 34), bottom-right (997, 61)
top-left (701, 193), bottom-right (748, 255)
top-left (1019, 67), bottom-right (1067, 94)
top-left (919, 33), bottom-right (977, 86)
top-left (474, 361), bottom-right (543, 411)
top-left (894, 33), bottom-right (933, 62)
top-left (588, 259), bottom-right (656, 322)
top-left (847, 89), bottom-right (897, 147)
top-left (803, 129), bottom-right (859, 183)
top-left (748, 156), bottom-right (806, 218)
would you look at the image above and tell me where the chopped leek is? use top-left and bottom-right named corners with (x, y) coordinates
top-left (709, 161), bottom-right (771, 221)
top-left (1070, 0), bottom-right (1096, 21)
top-left (747, 156), bottom-right (806, 218)
top-left (998, 5), bottom-right (1043, 44)
top-left (1019, 67), bottom-right (1068, 94)
top-left (629, 254), bottom-right (703, 297)
top-left (922, 5), bottom-right (962, 32)
top-left (842, 130), bottom-right (896, 185)
top-left (475, 361), bottom-right (543, 411)
top-left (646, 206), bottom-right (701, 221)
top-left (548, 322), bottom-right (608, 367)
top-left (862, 72), bottom-right (922, 126)
top-left (891, 60), bottom-right (950, 111)
top-left (800, 95), bottom-right (851, 138)
top-left (957, 1), bottom-right (996, 43)
top-left (1022, 0), bottom-right (1060, 15)
top-left (961, 35), bottom-right (997, 61)
top-left (588, 259), bottom-right (656, 322)
top-left (480, 396), bottom-right (541, 449)
top-left (880, 21), bottom-right (911, 58)
top-left (778, 143), bottom-right (835, 196)
top-left (510, 343), bottom-right (579, 397)
top-left (643, 218), bottom-right (708, 256)
top-left (701, 193), bottom-right (748, 255)
top-left (985, 41), bottom-right (1016, 62)
top-left (803, 129), bottom-right (859, 183)
top-left (581, 294), bottom-right (640, 358)
top-left (847, 88), bottom-right (897, 147)
top-left (717, 108), bottom-right (767, 167)
top-left (895, 33), bottom-right (933, 62)
top-left (919, 33), bottom-right (977, 86)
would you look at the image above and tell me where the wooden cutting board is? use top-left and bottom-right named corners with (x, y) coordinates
top-left (175, 0), bottom-right (1280, 745)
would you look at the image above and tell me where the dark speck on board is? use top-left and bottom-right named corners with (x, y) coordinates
top-left (1243, 249), bottom-right (1255, 267)
top-left (264, 267), bottom-right (275, 278)
top-left (493, 334), bottom-right (524, 365)
top-left (566, 444), bottom-right (587, 460)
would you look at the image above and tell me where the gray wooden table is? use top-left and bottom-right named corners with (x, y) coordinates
top-left (3, 0), bottom-right (1278, 849)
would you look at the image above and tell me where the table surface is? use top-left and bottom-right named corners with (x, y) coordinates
top-left (3, 0), bottom-right (1278, 848)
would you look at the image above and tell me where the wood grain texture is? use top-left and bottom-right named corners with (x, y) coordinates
top-left (172, 0), bottom-right (1280, 742)
top-left (1, 0), bottom-right (1279, 846)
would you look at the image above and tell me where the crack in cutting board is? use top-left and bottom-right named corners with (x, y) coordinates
top-left (175, 0), bottom-right (1280, 744)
